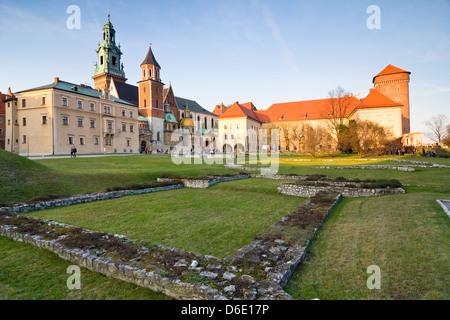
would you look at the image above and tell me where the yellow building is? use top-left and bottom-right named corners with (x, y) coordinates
top-left (4, 77), bottom-right (139, 156)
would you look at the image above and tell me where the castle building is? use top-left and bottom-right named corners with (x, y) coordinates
top-left (0, 91), bottom-right (6, 149)
top-left (3, 78), bottom-right (139, 156)
top-left (97, 17), bottom-right (218, 153)
top-left (216, 65), bottom-right (418, 153)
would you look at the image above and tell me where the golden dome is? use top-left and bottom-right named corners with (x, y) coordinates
top-left (180, 117), bottom-right (195, 127)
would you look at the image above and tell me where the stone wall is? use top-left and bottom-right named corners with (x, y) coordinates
top-left (278, 183), bottom-right (405, 198)
top-left (0, 184), bottom-right (184, 214)
top-left (316, 165), bottom-right (415, 172)
top-left (157, 175), bottom-right (250, 188)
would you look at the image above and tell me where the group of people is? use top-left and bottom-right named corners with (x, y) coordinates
top-left (422, 148), bottom-right (437, 157)
top-left (70, 146), bottom-right (78, 158)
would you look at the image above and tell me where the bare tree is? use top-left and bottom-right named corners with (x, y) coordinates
top-left (424, 114), bottom-right (449, 144)
top-left (323, 86), bottom-right (354, 142)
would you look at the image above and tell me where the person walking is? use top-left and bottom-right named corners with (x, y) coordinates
top-left (73, 146), bottom-right (77, 158)
top-left (70, 146), bottom-right (74, 158)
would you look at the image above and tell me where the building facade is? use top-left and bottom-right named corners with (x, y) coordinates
top-left (3, 78), bottom-right (139, 156)
top-left (0, 91), bottom-right (6, 149)
top-left (216, 65), bottom-right (417, 153)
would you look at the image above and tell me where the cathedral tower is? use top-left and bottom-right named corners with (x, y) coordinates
top-left (138, 44), bottom-right (165, 145)
top-left (92, 14), bottom-right (127, 91)
top-left (373, 65), bottom-right (411, 134)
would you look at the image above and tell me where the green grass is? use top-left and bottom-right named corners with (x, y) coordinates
top-left (1, 149), bottom-right (449, 300)
top-left (28, 178), bottom-right (304, 258)
top-left (0, 150), bottom-right (242, 204)
top-left (284, 192), bottom-right (450, 300)
top-left (0, 236), bottom-right (170, 300)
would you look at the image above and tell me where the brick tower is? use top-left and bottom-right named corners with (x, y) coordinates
top-left (138, 44), bottom-right (165, 145)
top-left (92, 14), bottom-right (127, 91)
top-left (373, 65), bottom-right (411, 134)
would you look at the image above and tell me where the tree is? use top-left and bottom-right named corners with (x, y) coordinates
top-left (351, 120), bottom-right (393, 157)
top-left (442, 124), bottom-right (450, 148)
top-left (323, 86), bottom-right (354, 143)
top-left (424, 114), bottom-right (449, 144)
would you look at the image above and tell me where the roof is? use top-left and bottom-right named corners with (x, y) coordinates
top-left (356, 89), bottom-right (403, 109)
top-left (175, 97), bottom-right (215, 116)
top-left (373, 65), bottom-right (410, 82)
top-left (227, 97), bottom-right (363, 123)
top-left (165, 111), bottom-right (178, 123)
top-left (212, 104), bottom-right (229, 116)
top-left (112, 80), bottom-right (139, 106)
top-left (141, 45), bottom-right (160, 68)
top-left (218, 102), bottom-right (262, 122)
top-left (15, 80), bottom-right (135, 106)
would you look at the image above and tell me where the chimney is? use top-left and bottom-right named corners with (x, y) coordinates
top-left (54, 77), bottom-right (59, 84)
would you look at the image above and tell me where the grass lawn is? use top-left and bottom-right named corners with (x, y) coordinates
top-left (1, 150), bottom-right (449, 300)
top-left (0, 236), bottom-right (170, 300)
top-left (284, 192), bottom-right (450, 300)
top-left (28, 178), bottom-right (305, 258)
top-left (0, 150), bottom-right (242, 204)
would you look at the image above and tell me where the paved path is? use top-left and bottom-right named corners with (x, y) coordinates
top-left (27, 154), bottom-right (145, 160)
top-left (437, 200), bottom-right (450, 218)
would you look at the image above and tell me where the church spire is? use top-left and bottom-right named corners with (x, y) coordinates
top-left (140, 43), bottom-right (161, 81)
top-left (92, 13), bottom-right (127, 91)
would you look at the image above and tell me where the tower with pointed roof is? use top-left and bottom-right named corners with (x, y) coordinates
top-left (92, 13), bottom-right (127, 91)
top-left (373, 65), bottom-right (411, 134)
top-left (138, 44), bottom-right (165, 145)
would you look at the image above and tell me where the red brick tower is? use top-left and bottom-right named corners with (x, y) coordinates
top-left (373, 65), bottom-right (411, 134)
top-left (138, 44), bottom-right (165, 144)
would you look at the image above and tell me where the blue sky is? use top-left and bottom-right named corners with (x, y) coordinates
top-left (0, 0), bottom-right (449, 137)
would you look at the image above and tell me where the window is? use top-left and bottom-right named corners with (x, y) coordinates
top-left (62, 116), bottom-right (69, 126)
top-left (157, 132), bottom-right (160, 141)
top-left (0, 128), bottom-right (2, 135)
top-left (130, 111), bottom-right (133, 118)
top-left (130, 125), bottom-right (134, 133)
top-left (104, 106), bottom-right (111, 114)
top-left (22, 118), bottom-right (26, 126)
top-left (42, 116), bottom-right (47, 125)
top-left (122, 124), bottom-right (126, 132)
top-left (0, 118), bottom-right (2, 124)
top-left (143, 70), bottom-right (146, 78)
top-left (68, 137), bottom-right (74, 145)
top-left (7, 139), bottom-right (10, 145)
top-left (77, 118), bottom-right (83, 127)
top-left (77, 101), bottom-right (83, 109)
top-left (144, 100), bottom-right (146, 108)
top-left (79, 137), bottom-right (85, 145)
top-left (225, 134), bottom-right (228, 140)
top-left (90, 103), bottom-right (95, 111)
top-left (22, 99), bottom-right (26, 108)
top-left (122, 110), bottom-right (126, 117)
top-left (107, 121), bottom-right (113, 130)
top-left (156, 100), bottom-right (159, 108)
top-left (100, 56), bottom-right (104, 65)
top-left (8, 120), bottom-right (11, 125)
top-left (90, 120), bottom-right (95, 128)
top-left (112, 56), bottom-right (117, 66)
top-left (42, 97), bottom-right (46, 105)
top-left (105, 138), bottom-right (112, 146)
top-left (62, 97), bottom-right (68, 106)
top-left (127, 140), bottom-right (130, 147)
top-left (94, 137), bottom-right (99, 145)
top-left (22, 135), bottom-right (27, 144)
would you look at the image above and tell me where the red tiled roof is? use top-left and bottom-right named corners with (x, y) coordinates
top-left (212, 104), bottom-right (229, 116)
top-left (218, 102), bottom-right (261, 122)
top-left (255, 96), bottom-right (363, 123)
top-left (375, 65), bottom-right (410, 77)
top-left (357, 89), bottom-right (402, 109)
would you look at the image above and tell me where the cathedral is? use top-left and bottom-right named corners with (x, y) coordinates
top-left (92, 15), bottom-right (218, 153)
